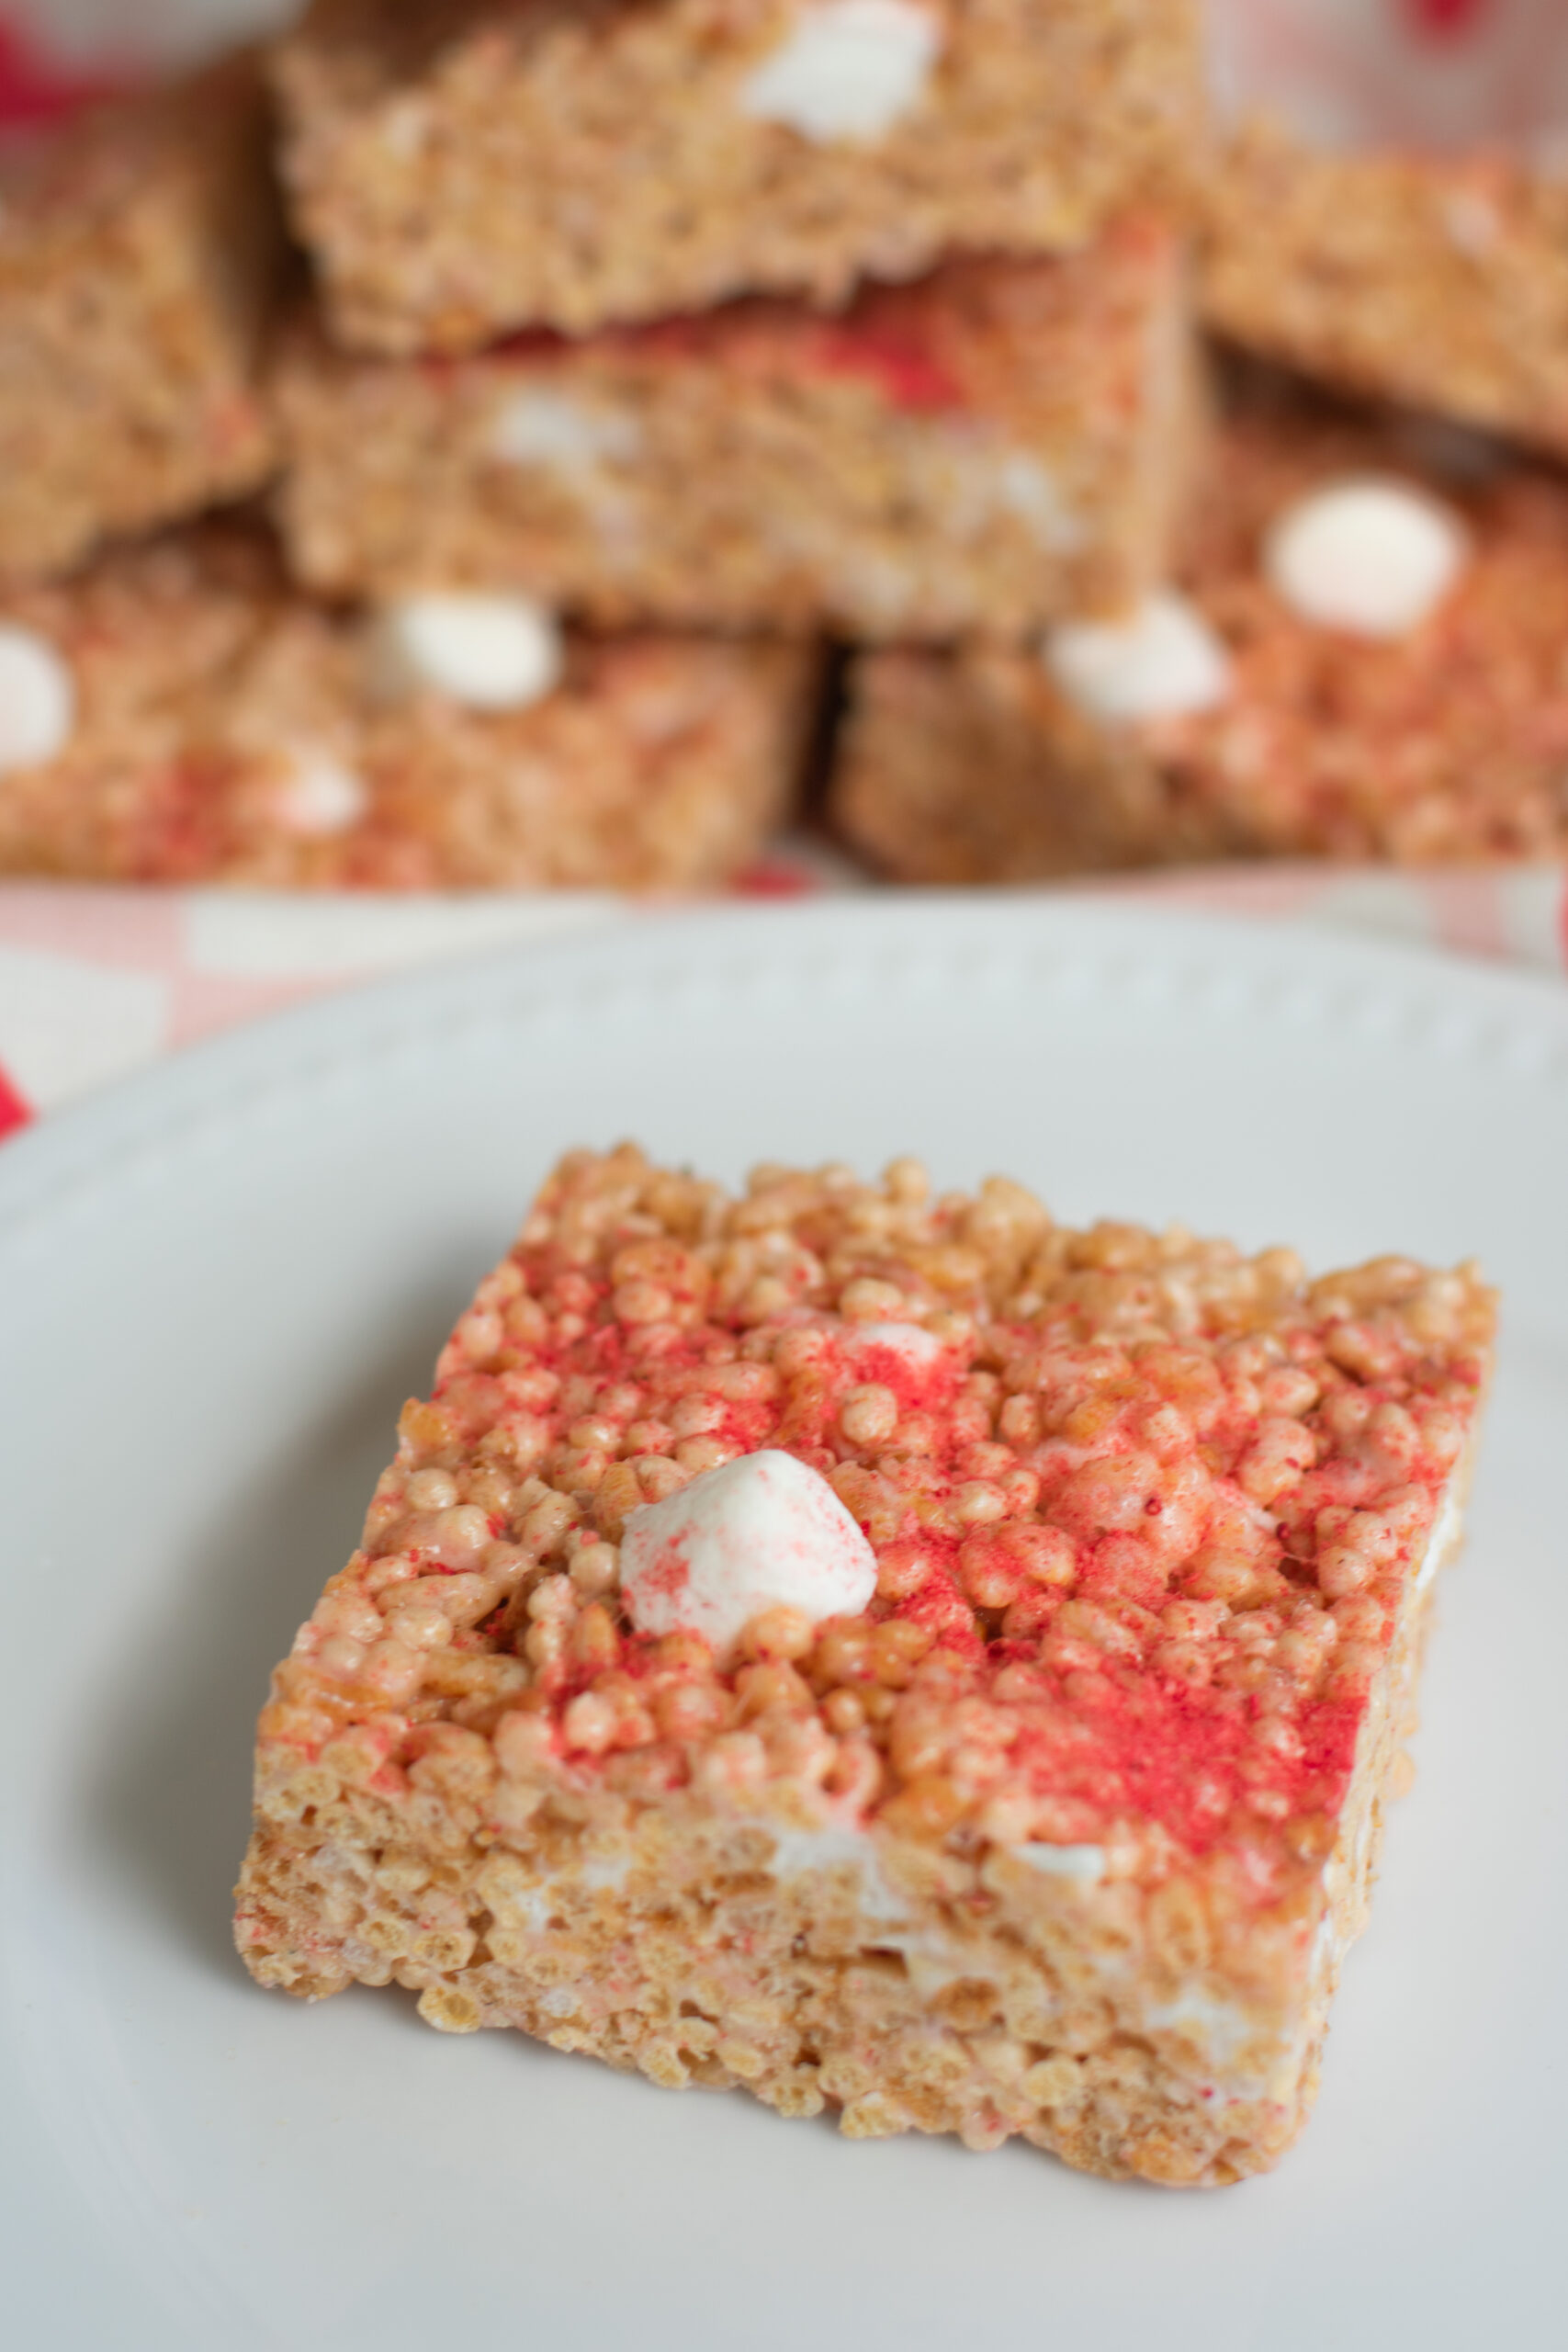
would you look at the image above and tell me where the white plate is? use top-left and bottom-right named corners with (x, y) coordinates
top-left (2, 897), bottom-right (1564, 2352)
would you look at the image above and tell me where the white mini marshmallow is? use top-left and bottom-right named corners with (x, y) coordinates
top-left (1044, 591), bottom-right (1233, 725)
top-left (1017, 1842), bottom-right (1107, 1886)
top-left (491, 390), bottom-right (642, 469)
top-left (841, 1320), bottom-right (943, 1368)
top-left (270, 749), bottom-right (368, 838)
top-left (1264, 479), bottom-right (1468, 640)
top-left (620, 1450), bottom-right (877, 1659)
top-left (0, 624), bottom-right (74, 773)
top-left (739, 0), bottom-right (941, 144)
top-left (369, 593), bottom-right (563, 710)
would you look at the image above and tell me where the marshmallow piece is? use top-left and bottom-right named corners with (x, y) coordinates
top-left (270, 750), bottom-right (368, 838)
top-left (620, 1450), bottom-right (878, 1659)
top-left (1264, 479), bottom-right (1469, 640)
top-left (841, 1320), bottom-right (943, 1368)
top-left (739, 0), bottom-right (942, 143)
top-left (369, 593), bottom-right (563, 711)
top-left (0, 625), bottom-right (74, 774)
top-left (1017, 1842), bottom-right (1107, 1886)
top-left (1044, 591), bottom-right (1233, 725)
top-left (491, 390), bottom-right (641, 469)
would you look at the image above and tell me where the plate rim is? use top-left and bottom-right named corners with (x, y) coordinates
top-left (4, 890), bottom-right (1568, 1248)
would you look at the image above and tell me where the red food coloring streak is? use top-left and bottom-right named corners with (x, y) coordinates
top-left (841, 1336), bottom-right (959, 1418)
top-left (735, 856), bottom-right (818, 898)
top-left (487, 307), bottom-right (770, 376)
top-left (634, 1535), bottom-right (694, 1609)
top-left (808, 327), bottom-right (966, 414)
top-left (469, 322), bottom-right (570, 372)
top-left (0, 1061), bottom-right (31, 1142)
top-left (1405, 0), bottom-right (1489, 38)
top-left (1007, 1671), bottom-right (1361, 1857)
top-left (484, 305), bottom-right (965, 415)
top-left (893, 1570), bottom-right (984, 1657)
top-left (403, 1241), bottom-right (1481, 1872)
top-left (0, 25), bottom-right (120, 124)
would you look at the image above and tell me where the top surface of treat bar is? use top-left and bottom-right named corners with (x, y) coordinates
top-left (265, 1146), bottom-right (1493, 1892)
top-left (273, 0), bottom-right (1203, 350)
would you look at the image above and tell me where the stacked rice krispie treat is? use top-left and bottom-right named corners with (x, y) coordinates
top-left (235, 1145), bottom-right (1495, 2185)
top-left (0, 52), bottom-right (281, 586)
top-left (275, 222), bottom-right (1196, 642)
top-left (0, 0), bottom-right (1212, 891)
top-left (1202, 128), bottom-right (1568, 466)
top-left (213, 0), bottom-right (1206, 879)
top-left (13, 1), bottom-right (1562, 896)
top-left (0, 18), bottom-right (832, 893)
top-left (270, 0), bottom-right (1204, 349)
top-left (1199, 0), bottom-right (1568, 458)
top-left (264, 2), bottom-right (1207, 646)
top-left (0, 523), bottom-right (813, 888)
top-left (824, 6), bottom-right (1568, 880)
top-left (831, 375), bottom-right (1568, 880)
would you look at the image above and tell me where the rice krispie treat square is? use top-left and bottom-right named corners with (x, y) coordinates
top-left (271, 0), bottom-right (1203, 353)
top-left (234, 1145), bottom-right (1494, 2188)
top-left (1202, 126), bottom-right (1568, 462)
top-left (275, 227), bottom-right (1196, 642)
top-left (831, 382), bottom-right (1568, 880)
top-left (0, 55), bottom-right (283, 585)
top-left (0, 525), bottom-right (815, 888)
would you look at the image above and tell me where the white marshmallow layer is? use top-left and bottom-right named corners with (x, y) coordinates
top-left (1044, 591), bottom-right (1233, 725)
top-left (1264, 479), bottom-right (1469, 640)
top-left (739, 0), bottom-right (942, 143)
top-left (620, 1450), bottom-right (878, 1659)
top-left (369, 593), bottom-right (563, 710)
top-left (0, 625), bottom-right (74, 774)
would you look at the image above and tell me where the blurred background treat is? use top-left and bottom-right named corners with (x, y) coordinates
top-left (0, 51), bottom-right (280, 583)
top-left (2, 0), bottom-right (1567, 895)
top-left (833, 370), bottom-right (1568, 878)
top-left (1206, 0), bottom-right (1568, 458)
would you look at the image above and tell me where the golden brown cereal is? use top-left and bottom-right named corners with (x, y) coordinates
top-left (272, 0), bottom-right (1203, 352)
top-left (832, 375), bottom-right (1568, 878)
top-left (0, 55), bottom-right (280, 584)
top-left (0, 522), bottom-right (818, 888)
top-left (274, 227), bottom-right (1199, 642)
top-left (1202, 123), bottom-right (1568, 462)
top-left (236, 1148), bottom-right (1494, 2188)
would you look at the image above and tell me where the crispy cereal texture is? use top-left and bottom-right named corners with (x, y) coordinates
top-left (1203, 127), bottom-right (1568, 460)
top-left (235, 1147), bottom-right (1494, 2187)
top-left (272, 0), bottom-right (1203, 352)
top-left (275, 229), bottom-right (1197, 641)
top-left (832, 383), bottom-right (1568, 879)
top-left (0, 525), bottom-right (816, 888)
top-left (0, 56), bottom-right (282, 584)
